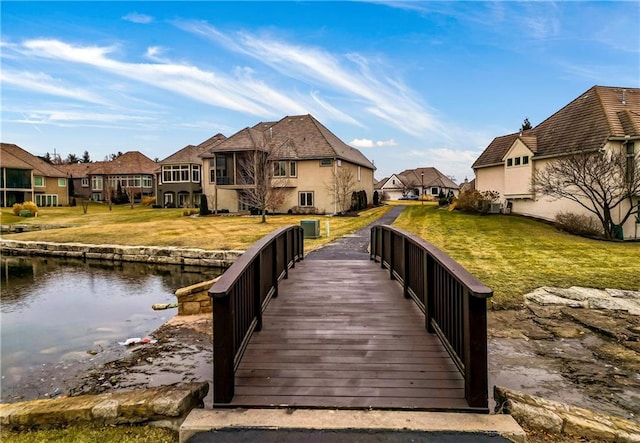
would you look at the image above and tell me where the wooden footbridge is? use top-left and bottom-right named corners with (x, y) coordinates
top-left (209, 224), bottom-right (493, 413)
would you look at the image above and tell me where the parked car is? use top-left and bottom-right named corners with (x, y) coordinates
top-left (399, 194), bottom-right (419, 200)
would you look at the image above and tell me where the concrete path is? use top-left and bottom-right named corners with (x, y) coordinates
top-left (305, 205), bottom-right (405, 261)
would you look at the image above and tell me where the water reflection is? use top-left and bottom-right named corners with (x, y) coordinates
top-left (0, 256), bottom-right (223, 401)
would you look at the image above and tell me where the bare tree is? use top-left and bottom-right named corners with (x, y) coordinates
top-left (532, 149), bottom-right (640, 239)
top-left (326, 167), bottom-right (356, 214)
top-left (236, 147), bottom-right (289, 223)
top-left (124, 186), bottom-right (137, 209)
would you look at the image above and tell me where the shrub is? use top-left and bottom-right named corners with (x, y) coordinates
top-left (12, 201), bottom-right (39, 216)
top-left (199, 195), bottom-right (210, 216)
top-left (141, 196), bottom-right (156, 206)
top-left (555, 212), bottom-right (603, 237)
top-left (455, 190), bottom-right (499, 213)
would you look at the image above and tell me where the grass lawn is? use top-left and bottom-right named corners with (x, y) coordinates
top-left (1, 424), bottom-right (177, 443)
top-left (393, 204), bottom-right (640, 309)
top-left (0, 203), bottom-right (392, 253)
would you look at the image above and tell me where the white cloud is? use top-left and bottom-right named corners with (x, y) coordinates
top-left (1, 70), bottom-right (111, 105)
top-left (122, 12), bottom-right (154, 24)
top-left (351, 138), bottom-right (397, 148)
top-left (176, 21), bottom-right (445, 137)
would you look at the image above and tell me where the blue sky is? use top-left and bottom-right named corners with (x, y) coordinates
top-left (2, 1), bottom-right (638, 182)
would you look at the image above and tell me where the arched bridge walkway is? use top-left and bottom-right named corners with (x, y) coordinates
top-left (209, 218), bottom-right (492, 413)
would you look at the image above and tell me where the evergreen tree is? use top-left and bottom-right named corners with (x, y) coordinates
top-left (520, 117), bottom-right (532, 131)
top-left (82, 151), bottom-right (91, 163)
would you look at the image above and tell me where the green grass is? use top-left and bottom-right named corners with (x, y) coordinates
top-left (1, 424), bottom-right (177, 443)
top-left (1, 203), bottom-right (391, 253)
top-left (393, 205), bottom-right (640, 309)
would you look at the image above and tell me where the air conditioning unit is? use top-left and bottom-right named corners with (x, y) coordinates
top-left (300, 219), bottom-right (320, 238)
top-left (489, 203), bottom-right (501, 214)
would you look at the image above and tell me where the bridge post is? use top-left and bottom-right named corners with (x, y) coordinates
top-left (212, 293), bottom-right (234, 403)
top-left (463, 290), bottom-right (489, 408)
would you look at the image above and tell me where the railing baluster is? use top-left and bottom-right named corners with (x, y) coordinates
top-left (371, 224), bottom-right (492, 411)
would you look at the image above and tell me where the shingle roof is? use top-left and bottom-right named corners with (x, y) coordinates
top-left (202, 115), bottom-right (376, 170)
top-left (197, 133), bottom-right (226, 151)
top-left (57, 151), bottom-right (158, 176)
top-left (159, 145), bottom-right (200, 164)
top-left (1, 143), bottom-right (66, 177)
top-left (473, 86), bottom-right (640, 169)
top-left (398, 167), bottom-right (459, 189)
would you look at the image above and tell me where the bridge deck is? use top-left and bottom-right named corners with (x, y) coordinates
top-left (227, 259), bottom-right (470, 411)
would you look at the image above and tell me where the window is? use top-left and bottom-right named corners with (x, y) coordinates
top-left (273, 161), bottom-right (287, 177)
top-left (81, 178), bottom-right (89, 187)
top-left (58, 178), bottom-right (66, 187)
top-left (431, 187), bottom-right (439, 195)
top-left (34, 176), bottom-right (44, 187)
top-left (92, 176), bottom-right (103, 191)
top-left (522, 156), bottom-right (529, 165)
top-left (192, 165), bottom-right (201, 183)
top-left (142, 175), bottom-right (152, 188)
top-left (299, 191), bottom-right (314, 207)
top-left (164, 192), bottom-right (174, 205)
top-left (215, 154), bottom-right (234, 185)
top-left (507, 158), bottom-right (513, 167)
top-left (92, 193), bottom-right (101, 201)
top-left (320, 159), bottom-right (333, 167)
top-left (36, 194), bottom-right (58, 207)
top-left (514, 157), bottom-right (521, 166)
top-left (626, 142), bottom-right (635, 183)
top-left (162, 165), bottom-right (190, 183)
top-left (289, 161), bottom-right (297, 177)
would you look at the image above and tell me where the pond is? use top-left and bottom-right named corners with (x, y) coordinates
top-left (0, 256), bottom-right (223, 402)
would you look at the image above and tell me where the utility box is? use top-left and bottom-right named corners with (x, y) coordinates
top-left (300, 219), bottom-right (320, 238)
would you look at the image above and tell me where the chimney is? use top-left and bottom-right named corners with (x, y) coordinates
top-left (622, 89), bottom-right (626, 105)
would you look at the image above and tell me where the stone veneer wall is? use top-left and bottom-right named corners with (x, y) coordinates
top-left (0, 240), bottom-right (243, 268)
top-left (175, 278), bottom-right (220, 315)
top-left (494, 386), bottom-right (640, 443)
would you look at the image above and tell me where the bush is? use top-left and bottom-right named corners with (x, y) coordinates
top-left (199, 195), bottom-right (210, 216)
top-left (12, 201), bottom-right (39, 216)
top-left (554, 212), bottom-right (603, 237)
top-left (141, 196), bottom-right (156, 206)
top-left (455, 190), bottom-right (500, 213)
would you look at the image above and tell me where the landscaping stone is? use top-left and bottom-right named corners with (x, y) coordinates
top-left (0, 382), bottom-right (209, 431)
top-left (494, 386), bottom-right (640, 443)
top-left (524, 286), bottom-right (640, 315)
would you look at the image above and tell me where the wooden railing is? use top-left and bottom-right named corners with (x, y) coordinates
top-left (370, 224), bottom-right (493, 410)
top-left (209, 225), bottom-right (304, 403)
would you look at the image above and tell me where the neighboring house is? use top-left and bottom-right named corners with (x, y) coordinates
top-left (1, 143), bottom-right (69, 207)
top-left (157, 133), bottom-right (226, 208)
top-left (58, 151), bottom-right (157, 203)
top-left (459, 178), bottom-right (476, 194)
top-left (375, 174), bottom-right (410, 200)
top-left (200, 114), bottom-right (375, 214)
top-left (472, 85), bottom-right (639, 240)
top-left (376, 168), bottom-right (459, 200)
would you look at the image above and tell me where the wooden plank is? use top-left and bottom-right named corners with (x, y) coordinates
top-left (229, 259), bottom-right (471, 411)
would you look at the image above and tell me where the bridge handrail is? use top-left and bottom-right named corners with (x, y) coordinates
top-left (209, 225), bottom-right (304, 403)
top-left (370, 224), bottom-right (493, 410)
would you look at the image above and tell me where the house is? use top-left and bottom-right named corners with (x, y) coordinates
top-left (58, 151), bottom-right (157, 203)
top-left (375, 174), bottom-right (410, 200)
top-left (157, 133), bottom-right (226, 208)
top-left (1, 143), bottom-right (69, 207)
top-left (200, 114), bottom-right (375, 214)
top-left (375, 167), bottom-right (459, 200)
top-left (472, 85), bottom-right (639, 239)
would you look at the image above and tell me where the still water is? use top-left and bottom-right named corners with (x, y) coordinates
top-left (0, 256), bottom-right (222, 401)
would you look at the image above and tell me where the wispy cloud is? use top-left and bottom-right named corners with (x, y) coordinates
top-left (351, 138), bottom-right (397, 148)
top-left (122, 12), bottom-right (154, 24)
top-left (176, 20), bottom-right (445, 137)
top-left (14, 38), bottom-right (303, 117)
top-left (1, 69), bottom-right (111, 105)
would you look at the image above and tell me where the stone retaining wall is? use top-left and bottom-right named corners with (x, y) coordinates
top-left (0, 240), bottom-right (243, 268)
top-left (0, 382), bottom-right (209, 431)
top-left (175, 278), bottom-right (220, 315)
top-left (494, 386), bottom-right (640, 442)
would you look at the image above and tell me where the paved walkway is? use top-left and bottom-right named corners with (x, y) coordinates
top-left (305, 206), bottom-right (405, 260)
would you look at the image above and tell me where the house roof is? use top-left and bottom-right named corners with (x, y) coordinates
top-left (202, 114), bottom-right (376, 170)
top-left (197, 133), bottom-right (227, 151)
top-left (473, 85), bottom-right (640, 169)
top-left (374, 177), bottom-right (389, 190)
top-left (1, 143), bottom-right (66, 177)
top-left (397, 167), bottom-right (459, 189)
top-left (57, 151), bottom-right (158, 176)
top-left (159, 145), bottom-right (201, 164)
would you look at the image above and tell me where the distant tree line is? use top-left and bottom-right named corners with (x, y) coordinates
top-left (39, 151), bottom-right (124, 164)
